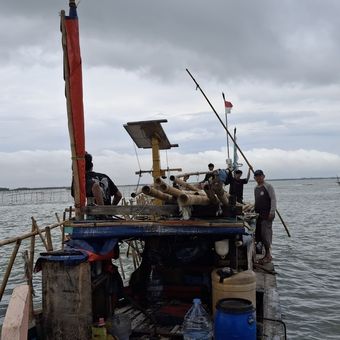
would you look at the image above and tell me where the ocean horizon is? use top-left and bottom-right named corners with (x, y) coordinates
top-left (1, 175), bottom-right (339, 192)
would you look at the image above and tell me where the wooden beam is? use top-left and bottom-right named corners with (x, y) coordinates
top-left (65, 219), bottom-right (244, 229)
top-left (83, 204), bottom-right (179, 216)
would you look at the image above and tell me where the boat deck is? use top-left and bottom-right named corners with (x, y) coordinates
top-left (105, 264), bottom-right (285, 340)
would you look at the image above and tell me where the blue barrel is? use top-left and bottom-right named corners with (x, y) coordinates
top-left (214, 298), bottom-right (256, 340)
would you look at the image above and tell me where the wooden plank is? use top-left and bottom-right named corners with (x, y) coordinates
top-left (84, 205), bottom-right (179, 216)
top-left (66, 219), bottom-right (244, 229)
top-left (1, 285), bottom-right (30, 340)
top-left (42, 261), bottom-right (92, 339)
top-left (256, 264), bottom-right (285, 339)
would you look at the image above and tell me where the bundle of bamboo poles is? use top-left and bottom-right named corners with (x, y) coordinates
top-left (137, 176), bottom-right (232, 208)
top-left (136, 176), bottom-right (256, 216)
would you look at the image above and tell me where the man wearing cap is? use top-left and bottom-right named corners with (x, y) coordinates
top-left (229, 167), bottom-right (251, 204)
top-left (254, 169), bottom-right (277, 264)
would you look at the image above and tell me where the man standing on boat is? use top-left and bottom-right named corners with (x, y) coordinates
top-left (228, 167), bottom-right (251, 204)
top-left (200, 163), bottom-right (215, 183)
top-left (254, 169), bottom-right (277, 264)
top-left (84, 152), bottom-right (122, 206)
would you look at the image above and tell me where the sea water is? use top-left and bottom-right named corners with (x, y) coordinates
top-left (1, 179), bottom-right (340, 339)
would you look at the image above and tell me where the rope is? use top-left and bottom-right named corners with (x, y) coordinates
top-left (133, 143), bottom-right (143, 193)
top-left (165, 150), bottom-right (170, 181)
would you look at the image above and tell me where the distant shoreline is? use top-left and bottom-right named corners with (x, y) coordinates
top-left (0, 186), bottom-right (71, 192)
top-left (0, 177), bottom-right (338, 192)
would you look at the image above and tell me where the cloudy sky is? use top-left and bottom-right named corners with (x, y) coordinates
top-left (1, 0), bottom-right (340, 188)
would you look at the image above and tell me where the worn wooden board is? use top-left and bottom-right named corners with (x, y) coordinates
top-left (1, 285), bottom-right (29, 340)
top-left (41, 261), bottom-right (92, 340)
top-left (66, 219), bottom-right (244, 229)
top-left (84, 205), bottom-right (179, 217)
top-left (256, 265), bottom-right (286, 339)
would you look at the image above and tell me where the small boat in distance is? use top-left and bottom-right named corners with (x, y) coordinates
top-left (337, 176), bottom-right (340, 185)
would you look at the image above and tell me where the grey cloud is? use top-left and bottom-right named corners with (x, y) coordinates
top-left (2, 1), bottom-right (340, 85)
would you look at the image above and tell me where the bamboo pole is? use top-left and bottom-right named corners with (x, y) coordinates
top-left (276, 209), bottom-right (291, 237)
top-left (68, 206), bottom-right (73, 220)
top-left (29, 221), bottom-right (35, 280)
top-left (178, 193), bottom-right (211, 206)
top-left (0, 220), bottom-right (66, 247)
top-left (55, 212), bottom-right (65, 250)
top-left (141, 185), bottom-right (174, 203)
top-left (0, 240), bottom-right (21, 302)
top-left (45, 227), bottom-right (53, 252)
top-left (169, 175), bottom-right (202, 192)
top-left (28, 221), bottom-right (35, 320)
top-left (154, 177), bottom-right (163, 186)
top-left (31, 218), bottom-right (49, 252)
top-left (131, 187), bottom-right (143, 198)
top-left (61, 226), bottom-right (65, 251)
top-left (186, 68), bottom-right (291, 237)
top-left (176, 171), bottom-right (208, 178)
top-left (159, 182), bottom-right (185, 198)
top-left (55, 212), bottom-right (63, 232)
top-left (23, 250), bottom-right (34, 320)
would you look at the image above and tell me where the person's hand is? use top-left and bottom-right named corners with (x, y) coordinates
top-left (268, 212), bottom-right (275, 221)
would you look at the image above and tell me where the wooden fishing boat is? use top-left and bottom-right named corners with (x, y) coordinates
top-left (0, 1), bottom-right (287, 339)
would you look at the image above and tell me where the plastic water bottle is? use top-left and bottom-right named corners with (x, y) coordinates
top-left (147, 265), bottom-right (163, 305)
top-left (182, 298), bottom-right (213, 340)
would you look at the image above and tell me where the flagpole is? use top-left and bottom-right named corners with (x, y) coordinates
top-left (186, 68), bottom-right (291, 238)
top-left (233, 127), bottom-right (238, 170)
top-left (222, 92), bottom-right (230, 159)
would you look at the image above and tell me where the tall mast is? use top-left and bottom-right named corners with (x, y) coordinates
top-left (60, 0), bottom-right (86, 219)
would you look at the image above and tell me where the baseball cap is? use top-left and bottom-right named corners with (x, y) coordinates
top-left (254, 169), bottom-right (264, 176)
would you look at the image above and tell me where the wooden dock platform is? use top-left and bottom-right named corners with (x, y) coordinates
top-left (255, 263), bottom-right (286, 339)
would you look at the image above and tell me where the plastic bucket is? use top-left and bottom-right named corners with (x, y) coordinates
top-left (214, 298), bottom-right (256, 340)
top-left (211, 269), bottom-right (256, 314)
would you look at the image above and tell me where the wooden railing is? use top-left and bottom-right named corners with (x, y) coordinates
top-left (0, 210), bottom-right (71, 320)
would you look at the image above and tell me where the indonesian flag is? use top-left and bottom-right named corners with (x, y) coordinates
top-left (224, 99), bottom-right (233, 114)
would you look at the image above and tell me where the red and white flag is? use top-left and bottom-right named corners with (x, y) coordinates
top-left (224, 100), bottom-right (233, 114)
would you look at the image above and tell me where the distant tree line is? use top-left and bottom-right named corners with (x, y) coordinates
top-left (0, 187), bottom-right (71, 191)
